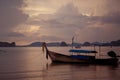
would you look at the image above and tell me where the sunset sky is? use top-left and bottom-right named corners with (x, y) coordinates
top-left (0, 0), bottom-right (120, 45)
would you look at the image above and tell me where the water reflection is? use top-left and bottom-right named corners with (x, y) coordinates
top-left (46, 63), bottom-right (120, 80)
top-left (0, 47), bottom-right (120, 80)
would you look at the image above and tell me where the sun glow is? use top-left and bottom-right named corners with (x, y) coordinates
top-left (23, 7), bottom-right (55, 17)
top-left (83, 13), bottom-right (92, 16)
top-left (14, 25), bottom-right (40, 35)
top-left (28, 26), bottom-right (40, 33)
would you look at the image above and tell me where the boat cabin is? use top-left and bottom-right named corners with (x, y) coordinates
top-left (69, 49), bottom-right (97, 60)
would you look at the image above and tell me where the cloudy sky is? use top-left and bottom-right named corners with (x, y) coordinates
top-left (0, 0), bottom-right (120, 45)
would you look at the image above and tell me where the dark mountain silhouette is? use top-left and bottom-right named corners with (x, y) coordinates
top-left (0, 42), bottom-right (16, 47)
top-left (60, 41), bottom-right (68, 46)
top-left (110, 40), bottom-right (120, 46)
top-left (25, 39), bottom-right (120, 47)
top-left (28, 42), bottom-right (43, 47)
top-left (26, 41), bottom-right (68, 47)
top-left (2, 39), bottom-right (119, 47)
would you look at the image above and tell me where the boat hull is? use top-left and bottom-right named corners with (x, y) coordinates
top-left (42, 42), bottom-right (119, 65)
top-left (48, 51), bottom-right (119, 65)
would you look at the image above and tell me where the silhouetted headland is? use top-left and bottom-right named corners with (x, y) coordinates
top-left (21, 39), bottom-right (120, 47)
top-left (0, 42), bottom-right (16, 47)
top-left (0, 39), bottom-right (120, 47)
top-left (26, 41), bottom-right (68, 47)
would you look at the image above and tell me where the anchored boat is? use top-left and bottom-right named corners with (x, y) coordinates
top-left (42, 42), bottom-right (119, 65)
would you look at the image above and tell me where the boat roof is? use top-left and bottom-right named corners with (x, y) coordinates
top-left (69, 49), bottom-right (97, 53)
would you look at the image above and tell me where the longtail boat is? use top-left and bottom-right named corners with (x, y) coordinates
top-left (42, 42), bottom-right (119, 65)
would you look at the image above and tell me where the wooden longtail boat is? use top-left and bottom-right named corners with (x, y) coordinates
top-left (42, 42), bottom-right (119, 65)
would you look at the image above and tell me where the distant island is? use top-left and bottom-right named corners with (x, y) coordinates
top-left (0, 42), bottom-right (16, 47)
top-left (0, 39), bottom-right (120, 47)
top-left (25, 41), bottom-right (68, 47)
top-left (82, 39), bottom-right (120, 46)
top-left (24, 39), bottom-right (120, 47)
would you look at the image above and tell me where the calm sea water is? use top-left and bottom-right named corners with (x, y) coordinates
top-left (0, 46), bottom-right (120, 80)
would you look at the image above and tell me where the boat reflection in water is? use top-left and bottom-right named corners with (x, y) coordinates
top-left (44, 62), bottom-right (120, 80)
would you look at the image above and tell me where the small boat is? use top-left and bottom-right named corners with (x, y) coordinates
top-left (75, 45), bottom-right (81, 48)
top-left (42, 42), bottom-right (119, 65)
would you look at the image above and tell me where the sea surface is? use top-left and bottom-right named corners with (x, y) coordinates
top-left (0, 46), bottom-right (120, 80)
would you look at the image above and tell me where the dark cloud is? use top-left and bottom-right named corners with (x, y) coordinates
top-left (89, 0), bottom-right (120, 25)
top-left (56, 3), bottom-right (79, 16)
top-left (52, 3), bottom-right (89, 28)
top-left (2, 32), bottom-right (25, 37)
top-left (87, 0), bottom-right (120, 25)
top-left (0, 0), bottom-right (28, 39)
top-left (27, 1), bottom-right (120, 43)
top-left (89, 12), bottom-right (120, 25)
top-left (102, 12), bottom-right (120, 24)
top-left (104, 0), bottom-right (120, 14)
top-left (29, 3), bottom-right (88, 28)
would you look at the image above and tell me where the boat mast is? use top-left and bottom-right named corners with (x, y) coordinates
top-left (72, 36), bottom-right (74, 49)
